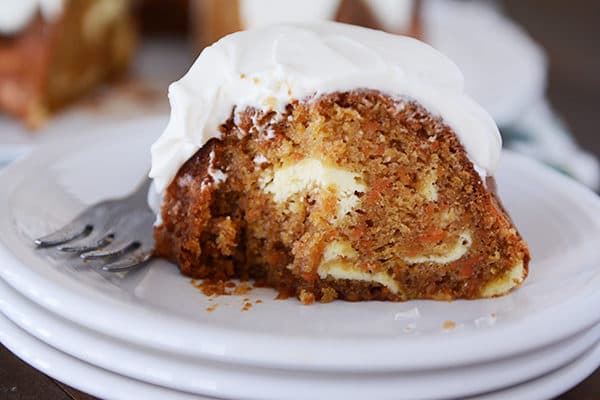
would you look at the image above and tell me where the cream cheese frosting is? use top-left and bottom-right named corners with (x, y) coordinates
top-left (0, 0), bottom-right (64, 35)
top-left (149, 22), bottom-right (501, 193)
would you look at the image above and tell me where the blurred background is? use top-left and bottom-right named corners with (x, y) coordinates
top-left (0, 0), bottom-right (598, 398)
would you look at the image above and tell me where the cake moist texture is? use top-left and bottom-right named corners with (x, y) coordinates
top-left (150, 23), bottom-right (529, 303)
top-left (154, 90), bottom-right (529, 303)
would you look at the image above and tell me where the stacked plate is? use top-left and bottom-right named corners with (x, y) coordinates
top-left (0, 118), bottom-right (599, 400)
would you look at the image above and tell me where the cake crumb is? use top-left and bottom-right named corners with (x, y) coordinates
top-left (192, 279), bottom-right (253, 298)
top-left (255, 299), bottom-right (263, 304)
top-left (443, 320), bottom-right (457, 330)
top-left (206, 304), bottom-right (219, 312)
top-left (299, 290), bottom-right (315, 305)
top-left (234, 282), bottom-right (252, 295)
top-left (320, 287), bottom-right (338, 303)
top-left (242, 302), bottom-right (253, 311)
top-left (193, 279), bottom-right (227, 296)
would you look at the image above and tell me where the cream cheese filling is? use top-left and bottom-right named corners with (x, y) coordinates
top-left (480, 262), bottom-right (525, 297)
top-left (404, 231), bottom-right (472, 264)
top-left (261, 158), bottom-right (365, 219)
top-left (317, 240), bottom-right (400, 294)
top-left (312, 232), bottom-right (519, 298)
top-left (417, 167), bottom-right (438, 202)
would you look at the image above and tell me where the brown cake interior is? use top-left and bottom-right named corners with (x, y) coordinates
top-left (155, 90), bottom-right (529, 303)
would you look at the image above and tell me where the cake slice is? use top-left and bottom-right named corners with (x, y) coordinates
top-left (149, 23), bottom-right (529, 303)
top-left (191, 0), bottom-right (422, 52)
top-left (0, 0), bottom-right (136, 127)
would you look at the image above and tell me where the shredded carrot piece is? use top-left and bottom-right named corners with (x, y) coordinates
top-left (418, 227), bottom-right (447, 244)
top-left (301, 272), bottom-right (319, 282)
top-left (322, 195), bottom-right (337, 215)
top-left (363, 120), bottom-right (379, 135)
top-left (350, 226), bottom-right (365, 240)
top-left (460, 264), bottom-right (474, 279)
top-left (406, 246), bottom-right (421, 257)
top-left (449, 255), bottom-right (482, 278)
top-left (367, 178), bottom-right (392, 202)
top-left (424, 203), bottom-right (438, 216)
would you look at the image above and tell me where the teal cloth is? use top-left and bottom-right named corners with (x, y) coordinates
top-left (501, 100), bottom-right (599, 190)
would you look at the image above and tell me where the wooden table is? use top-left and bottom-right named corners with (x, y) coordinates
top-left (1, 0), bottom-right (599, 399)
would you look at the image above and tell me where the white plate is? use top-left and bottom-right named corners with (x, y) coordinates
top-left (472, 346), bottom-right (600, 400)
top-left (2, 275), bottom-right (598, 400)
top-left (426, 0), bottom-right (547, 126)
top-left (0, 118), bottom-right (600, 372)
top-left (0, 308), bottom-right (598, 400)
top-left (0, 311), bottom-right (207, 400)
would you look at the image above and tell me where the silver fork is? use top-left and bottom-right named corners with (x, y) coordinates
top-left (34, 178), bottom-right (155, 272)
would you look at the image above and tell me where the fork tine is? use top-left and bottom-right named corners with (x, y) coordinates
top-left (101, 245), bottom-right (153, 272)
top-left (79, 240), bottom-right (138, 260)
top-left (34, 224), bottom-right (93, 248)
top-left (58, 233), bottom-right (114, 253)
top-left (35, 177), bottom-right (155, 271)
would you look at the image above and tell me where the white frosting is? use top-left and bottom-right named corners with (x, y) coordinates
top-left (147, 181), bottom-right (163, 226)
top-left (207, 150), bottom-right (228, 185)
top-left (150, 22), bottom-right (501, 193)
top-left (0, 0), bottom-right (64, 35)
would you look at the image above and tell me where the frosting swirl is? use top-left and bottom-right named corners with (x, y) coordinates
top-left (150, 22), bottom-right (501, 192)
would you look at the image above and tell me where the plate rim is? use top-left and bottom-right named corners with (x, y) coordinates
top-left (1, 307), bottom-right (598, 400)
top-left (0, 309), bottom-right (208, 400)
top-left (2, 273), bottom-right (599, 399)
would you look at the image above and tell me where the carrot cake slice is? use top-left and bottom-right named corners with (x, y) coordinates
top-left (149, 22), bottom-right (530, 303)
top-left (0, 0), bottom-right (136, 128)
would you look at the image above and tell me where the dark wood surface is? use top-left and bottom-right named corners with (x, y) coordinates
top-left (503, 0), bottom-right (600, 157)
top-left (1, 1), bottom-right (599, 399)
